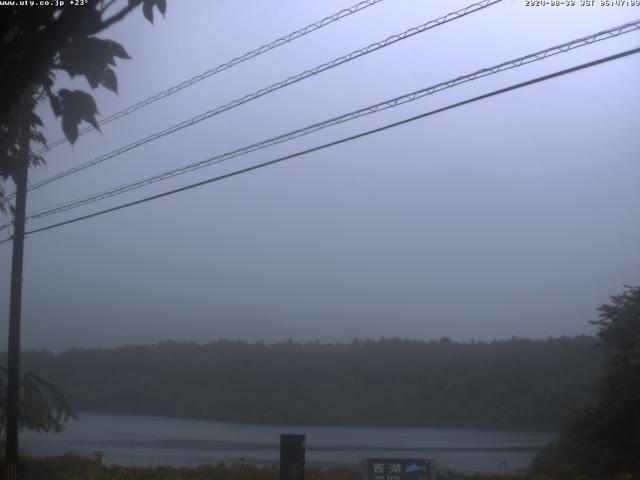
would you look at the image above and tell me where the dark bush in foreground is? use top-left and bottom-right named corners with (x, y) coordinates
top-left (530, 286), bottom-right (640, 477)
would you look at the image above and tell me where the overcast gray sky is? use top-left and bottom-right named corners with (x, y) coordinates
top-left (1, 0), bottom-right (639, 351)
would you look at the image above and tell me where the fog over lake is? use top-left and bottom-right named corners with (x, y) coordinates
top-left (22, 413), bottom-right (555, 473)
top-left (1, 0), bottom-right (638, 476)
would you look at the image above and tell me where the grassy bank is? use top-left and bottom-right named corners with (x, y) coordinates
top-left (3, 456), bottom-right (353, 480)
top-left (2, 455), bottom-right (636, 480)
top-left (0, 455), bottom-right (521, 480)
top-left (3, 455), bottom-right (639, 480)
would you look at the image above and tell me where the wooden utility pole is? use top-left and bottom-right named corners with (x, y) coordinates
top-left (5, 116), bottom-right (30, 480)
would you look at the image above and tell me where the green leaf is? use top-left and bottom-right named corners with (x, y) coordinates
top-left (107, 40), bottom-right (131, 60)
top-left (30, 153), bottom-right (45, 167)
top-left (142, 0), bottom-right (154, 23)
top-left (58, 37), bottom-right (127, 92)
top-left (30, 131), bottom-right (47, 149)
top-left (99, 68), bottom-right (118, 94)
top-left (62, 114), bottom-right (79, 144)
top-left (49, 94), bottom-right (62, 117)
top-left (59, 89), bottom-right (100, 144)
top-left (155, 0), bottom-right (166, 16)
top-left (85, 69), bottom-right (101, 89)
top-left (30, 112), bottom-right (43, 127)
top-left (58, 38), bottom-right (87, 78)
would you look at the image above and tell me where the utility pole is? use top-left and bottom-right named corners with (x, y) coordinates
top-left (5, 112), bottom-right (30, 480)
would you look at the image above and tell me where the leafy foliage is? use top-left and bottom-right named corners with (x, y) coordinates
top-left (11, 336), bottom-right (601, 430)
top-left (0, 92), bottom-right (46, 213)
top-left (0, 0), bottom-right (167, 210)
top-left (58, 37), bottom-right (131, 92)
top-left (134, 0), bottom-right (168, 24)
top-left (0, 366), bottom-right (76, 440)
top-left (58, 89), bottom-right (100, 144)
top-left (531, 285), bottom-right (640, 477)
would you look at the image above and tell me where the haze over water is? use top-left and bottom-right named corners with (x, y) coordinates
top-left (22, 413), bottom-right (555, 473)
top-left (2, 1), bottom-right (638, 476)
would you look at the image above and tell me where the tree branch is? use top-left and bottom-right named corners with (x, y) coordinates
top-left (100, 0), bottom-right (120, 14)
top-left (0, 8), bottom-right (85, 124)
top-left (99, 4), bottom-right (136, 31)
top-left (0, 3), bottom-right (137, 123)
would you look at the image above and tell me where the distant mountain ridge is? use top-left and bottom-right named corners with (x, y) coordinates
top-left (8, 336), bottom-right (601, 430)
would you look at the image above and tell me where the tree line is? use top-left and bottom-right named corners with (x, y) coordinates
top-left (5, 335), bottom-right (601, 431)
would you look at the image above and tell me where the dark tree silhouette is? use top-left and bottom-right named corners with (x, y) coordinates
top-left (0, 1), bottom-right (167, 467)
top-left (0, 366), bottom-right (76, 439)
top-left (12, 336), bottom-right (602, 430)
top-left (0, 0), bottom-right (167, 208)
top-left (532, 285), bottom-right (640, 476)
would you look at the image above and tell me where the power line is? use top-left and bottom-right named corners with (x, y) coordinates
top-left (22, 18), bottom-right (640, 222)
top-left (35, 0), bottom-right (387, 154)
top-left (21, 0), bottom-right (503, 196)
top-left (0, 45), bottom-right (635, 246)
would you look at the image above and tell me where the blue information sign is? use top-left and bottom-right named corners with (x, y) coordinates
top-left (364, 458), bottom-right (435, 480)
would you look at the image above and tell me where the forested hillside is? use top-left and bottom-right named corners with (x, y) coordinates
top-left (12, 336), bottom-right (601, 430)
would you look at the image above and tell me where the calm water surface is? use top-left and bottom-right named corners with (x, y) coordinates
top-left (22, 413), bottom-right (555, 473)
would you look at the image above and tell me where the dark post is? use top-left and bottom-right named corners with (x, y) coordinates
top-left (280, 434), bottom-right (305, 480)
top-left (5, 123), bottom-right (29, 480)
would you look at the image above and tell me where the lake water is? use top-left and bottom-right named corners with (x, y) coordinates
top-left (21, 412), bottom-right (555, 473)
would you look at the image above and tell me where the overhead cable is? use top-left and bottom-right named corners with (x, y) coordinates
top-left (0, 45), bottom-right (634, 246)
top-left (21, 0), bottom-right (503, 196)
top-left (22, 19), bottom-right (640, 222)
top-left (35, 0), bottom-right (387, 154)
